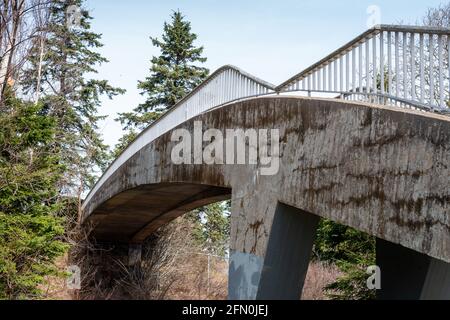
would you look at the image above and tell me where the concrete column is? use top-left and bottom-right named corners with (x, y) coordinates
top-left (376, 238), bottom-right (450, 300)
top-left (257, 203), bottom-right (319, 300)
top-left (228, 189), bottom-right (319, 300)
top-left (228, 186), bottom-right (276, 300)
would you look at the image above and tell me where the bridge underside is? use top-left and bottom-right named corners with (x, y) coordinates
top-left (87, 183), bottom-right (230, 243)
top-left (83, 96), bottom-right (450, 299)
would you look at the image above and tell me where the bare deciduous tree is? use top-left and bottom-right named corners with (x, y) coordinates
top-left (0, 0), bottom-right (50, 102)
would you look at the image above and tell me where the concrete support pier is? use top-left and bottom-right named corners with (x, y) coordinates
top-left (228, 199), bottom-right (319, 300)
top-left (228, 186), bottom-right (276, 300)
top-left (377, 239), bottom-right (450, 300)
top-left (257, 204), bottom-right (319, 300)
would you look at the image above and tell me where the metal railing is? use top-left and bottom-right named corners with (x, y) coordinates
top-left (82, 65), bottom-right (275, 209)
top-left (277, 25), bottom-right (450, 113)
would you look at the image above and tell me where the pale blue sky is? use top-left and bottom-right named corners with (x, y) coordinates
top-left (84, 0), bottom-right (446, 148)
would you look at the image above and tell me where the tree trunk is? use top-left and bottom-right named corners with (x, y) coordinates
top-left (34, 34), bottom-right (44, 103)
top-left (0, 0), bottom-right (25, 100)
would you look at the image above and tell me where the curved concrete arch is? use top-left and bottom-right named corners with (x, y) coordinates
top-left (81, 65), bottom-right (275, 211)
top-left (83, 96), bottom-right (450, 299)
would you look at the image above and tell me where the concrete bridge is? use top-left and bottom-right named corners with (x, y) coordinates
top-left (82, 25), bottom-right (450, 300)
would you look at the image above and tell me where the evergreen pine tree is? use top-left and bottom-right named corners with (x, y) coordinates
top-left (114, 11), bottom-right (231, 260)
top-left (314, 219), bottom-right (376, 300)
top-left (0, 92), bottom-right (68, 299)
top-left (190, 202), bottom-right (230, 257)
top-left (21, 0), bottom-right (125, 196)
top-left (116, 10), bottom-right (209, 139)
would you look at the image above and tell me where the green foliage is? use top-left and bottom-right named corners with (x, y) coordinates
top-left (117, 10), bottom-right (209, 133)
top-left (314, 219), bottom-right (376, 300)
top-left (0, 213), bottom-right (67, 300)
top-left (22, 0), bottom-right (125, 191)
top-left (314, 219), bottom-right (375, 264)
top-left (189, 201), bottom-right (230, 257)
top-left (0, 96), bottom-right (68, 300)
top-left (324, 260), bottom-right (375, 300)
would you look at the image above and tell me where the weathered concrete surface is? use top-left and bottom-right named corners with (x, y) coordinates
top-left (83, 96), bottom-right (450, 268)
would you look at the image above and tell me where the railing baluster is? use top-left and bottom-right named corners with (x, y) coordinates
top-left (420, 33), bottom-right (425, 104)
top-left (403, 32), bottom-right (408, 99)
top-left (318, 69), bottom-right (322, 91)
top-left (322, 66), bottom-right (326, 91)
top-left (229, 70), bottom-right (235, 101)
top-left (227, 71), bottom-right (231, 100)
top-left (448, 35), bottom-right (450, 107)
top-left (313, 71), bottom-right (316, 91)
top-left (328, 63), bottom-right (332, 92)
top-left (352, 47), bottom-right (356, 93)
top-left (240, 73), bottom-right (244, 97)
top-left (366, 39), bottom-right (370, 93)
top-left (241, 76), bottom-right (245, 98)
top-left (359, 44), bottom-right (363, 93)
top-left (373, 35), bottom-right (377, 95)
top-left (346, 52), bottom-right (350, 92)
top-left (430, 34), bottom-right (435, 108)
top-left (235, 71), bottom-right (239, 98)
top-left (334, 59), bottom-right (338, 91)
top-left (214, 77), bottom-right (218, 103)
top-left (380, 31), bottom-right (385, 95)
top-left (230, 70), bottom-right (235, 100)
top-left (224, 69), bottom-right (228, 101)
top-left (387, 31), bottom-right (392, 95)
top-left (395, 32), bottom-right (400, 98)
top-left (411, 33), bottom-right (416, 101)
top-left (439, 34), bottom-right (444, 108)
top-left (308, 74), bottom-right (312, 93)
top-left (238, 72), bottom-right (242, 97)
top-left (244, 77), bottom-right (250, 97)
top-left (224, 73), bottom-right (228, 103)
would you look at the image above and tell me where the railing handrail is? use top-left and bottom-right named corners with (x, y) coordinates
top-left (279, 88), bottom-right (438, 112)
top-left (82, 65), bottom-right (275, 209)
top-left (276, 24), bottom-right (450, 92)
